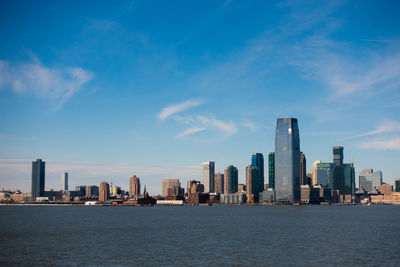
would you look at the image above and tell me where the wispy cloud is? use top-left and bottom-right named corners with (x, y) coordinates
top-left (0, 56), bottom-right (93, 109)
top-left (357, 137), bottom-right (400, 150)
top-left (241, 120), bottom-right (259, 132)
top-left (197, 115), bottom-right (237, 136)
top-left (176, 126), bottom-right (206, 138)
top-left (347, 120), bottom-right (400, 139)
top-left (157, 99), bottom-right (205, 120)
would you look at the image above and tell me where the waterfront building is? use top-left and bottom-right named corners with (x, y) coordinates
top-left (99, 182), bottom-right (110, 202)
top-left (300, 185), bottom-right (310, 204)
top-left (251, 153), bottom-right (264, 193)
top-left (378, 184), bottom-right (393, 195)
top-left (330, 147), bottom-right (355, 202)
top-left (246, 165), bottom-right (259, 203)
top-left (359, 169), bottom-right (382, 194)
top-left (259, 189), bottom-right (275, 204)
top-left (187, 180), bottom-right (204, 194)
top-left (85, 185), bottom-right (99, 197)
top-left (129, 175), bottom-right (141, 197)
top-left (333, 146), bottom-right (343, 166)
top-left (162, 179), bottom-right (183, 198)
top-left (312, 160), bottom-right (321, 185)
top-left (220, 193), bottom-right (246, 204)
top-left (31, 159), bottom-right (45, 200)
top-left (111, 186), bottom-right (121, 196)
top-left (75, 185), bottom-right (86, 197)
top-left (274, 118), bottom-right (301, 204)
top-left (238, 184), bottom-right (246, 193)
top-left (315, 162), bottom-right (335, 187)
top-left (300, 152), bottom-right (306, 185)
top-left (61, 172), bottom-right (68, 191)
top-left (214, 173), bottom-right (224, 194)
top-left (202, 161), bottom-right (215, 193)
top-left (395, 178), bottom-right (400, 192)
top-left (268, 152), bottom-right (275, 189)
top-left (224, 165), bottom-right (238, 194)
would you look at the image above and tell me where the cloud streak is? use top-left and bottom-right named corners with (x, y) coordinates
top-left (157, 99), bottom-right (205, 120)
top-left (0, 57), bottom-right (93, 109)
top-left (347, 120), bottom-right (400, 139)
top-left (357, 137), bottom-right (400, 150)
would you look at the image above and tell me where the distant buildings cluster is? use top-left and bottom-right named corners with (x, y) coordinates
top-left (1, 117), bottom-right (400, 205)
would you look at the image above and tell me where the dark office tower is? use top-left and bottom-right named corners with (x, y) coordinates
top-left (31, 159), bottom-right (45, 200)
top-left (333, 146), bottom-right (343, 166)
top-left (215, 172), bottom-right (224, 194)
top-left (99, 182), bottom-right (110, 202)
top-left (268, 152), bottom-right (275, 189)
top-left (224, 165), bottom-right (238, 194)
top-left (300, 152), bottom-right (307, 185)
top-left (395, 178), bottom-right (400, 192)
top-left (275, 118), bottom-right (301, 204)
top-left (251, 153), bottom-right (264, 193)
top-left (129, 175), bottom-right (140, 198)
top-left (246, 165), bottom-right (259, 195)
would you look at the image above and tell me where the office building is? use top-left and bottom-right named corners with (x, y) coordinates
top-left (61, 172), bottom-right (68, 191)
top-left (268, 152), bottom-right (275, 189)
top-left (395, 178), bottom-right (400, 192)
top-left (31, 159), bottom-right (45, 200)
top-left (214, 173), bottom-right (224, 194)
top-left (224, 165), bottom-right (238, 194)
top-left (111, 186), bottom-right (121, 196)
top-left (333, 146), bottom-right (343, 166)
top-left (246, 165), bottom-right (259, 203)
top-left (187, 180), bottom-right (204, 194)
top-left (359, 169), bottom-right (382, 194)
top-left (300, 152), bottom-right (306, 185)
top-left (312, 160), bottom-right (321, 185)
top-left (99, 182), bottom-right (110, 202)
top-left (330, 147), bottom-right (355, 201)
top-left (202, 161), bottom-right (215, 193)
top-left (251, 153), bottom-right (264, 193)
top-left (238, 184), bottom-right (246, 193)
top-left (274, 118), bottom-right (301, 204)
top-left (315, 162), bottom-right (335, 187)
top-left (129, 175), bottom-right (141, 197)
top-left (378, 184), bottom-right (393, 195)
top-left (85, 185), bottom-right (99, 197)
top-left (162, 179), bottom-right (183, 197)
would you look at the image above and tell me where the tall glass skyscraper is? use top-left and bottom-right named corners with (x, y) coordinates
top-left (224, 165), bottom-right (238, 194)
top-left (268, 152), bottom-right (275, 189)
top-left (202, 161), bottom-right (215, 193)
top-left (251, 153), bottom-right (264, 193)
top-left (274, 118), bottom-right (300, 204)
top-left (31, 159), bottom-right (45, 200)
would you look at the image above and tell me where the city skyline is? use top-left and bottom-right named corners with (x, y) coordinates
top-left (1, 0), bottom-right (400, 194)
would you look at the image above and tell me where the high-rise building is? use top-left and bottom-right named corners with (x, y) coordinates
top-left (251, 153), bottom-right (264, 193)
top-left (111, 186), bottom-right (121, 196)
top-left (315, 162), bottom-right (335, 187)
top-left (162, 179), bottom-right (182, 197)
top-left (187, 180), bottom-right (204, 194)
top-left (246, 165), bottom-right (259, 196)
top-left (85, 185), bottom-right (99, 197)
top-left (395, 178), bottom-right (400, 192)
top-left (61, 172), bottom-right (68, 191)
top-left (129, 175), bottom-right (141, 197)
top-left (274, 118), bottom-right (301, 204)
top-left (359, 169), bottom-right (382, 194)
top-left (99, 182), bottom-right (110, 202)
top-left (312, 160), bottom-right (321, 185)
top-left (31, 159), bottom-right (45, 200)
top-left (202, 161), bottom-right (215, 193)
top-left (300, 152), bottom-right (306, 185)
top-left (333, 146), bottom-right (343, 166)
top-left (214, 172), bottom-right (224, 194)
top-left (268, 152), bottom-right (275, 189)
top-left (224, 165), bottom-right (238, 194)
top-left (378, 184), bottom-right (393, 195)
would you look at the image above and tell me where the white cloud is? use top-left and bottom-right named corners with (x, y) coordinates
top-left (357, 137), bottom-right (400, 150)
top-left (0, 57), bottom-right (93, 109)
top-left (157, 99), bottom-right (205, 120)
top-left (347, 120), bottom-right (400, 139)
top-left (196, 115), bottom-right (237, 136)
top-left (241, 120), bottom-right (259, 132)
top-left (176, 126), bottom-right (206, 138)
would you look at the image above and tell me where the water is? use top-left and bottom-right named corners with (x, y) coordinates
top-left (1, 205), bottom-right (399, 266)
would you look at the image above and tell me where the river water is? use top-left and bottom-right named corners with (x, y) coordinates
top-left (0, 205), bottom-right (399, 266)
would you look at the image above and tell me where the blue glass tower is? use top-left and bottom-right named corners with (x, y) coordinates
top-left (251, 153), bottom-right (264, 193)
top-left (275, 118), bottom-right (300, 204)
top-left (31, 159), bottom-right (45, 200)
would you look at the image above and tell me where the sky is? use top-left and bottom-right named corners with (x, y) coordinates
top-left (0, 0), bottom-right (400, 194)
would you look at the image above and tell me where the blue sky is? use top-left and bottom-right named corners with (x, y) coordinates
top-left (1, 0), bottom-right (400, 194)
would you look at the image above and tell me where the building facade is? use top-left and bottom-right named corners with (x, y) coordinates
top-left (61, 172), bottom-right (68, 191)
top-left (99, 182), bottom-right (110, 202)
top-left (315, 162), bottom-right (335, 187)
top-left (274, 118), bottom-right (301, 204)
top-left (224, 165), bottom-right (238, 194)
top-left (268, 152), bottom-right (275, 189)
top-left (214, 172), bottom-right (224, 194)
top-left (129, 175), bottom-right (141, 197)
top-left (246, 165), bottom-right (259, 196)
top-left (359, 169), bottom-right (382, 194)
top-left (251, 153), bottom-right (264, 193)
top-left (300, 152), bottom-right (306, 185)
top-left (395, 178), bottom-right (400, 192)
top-left (202, 161), bottom-right (215, 193)
top-left (31, 159), bottom-right (45, 200)
top-left (162, 179), bottom-right (182, 197)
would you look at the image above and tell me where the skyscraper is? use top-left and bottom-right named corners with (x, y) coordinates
top-left (314, 161), bottom-right (335, 187)
top-left (129, 175), bottom-right (141, 197)
top-left (214, 172), bottom-right (224, 194)
top-left (251, 153), bottom-right (264, 193)
top-left (300, 152), bottom-right (306, 185)
top-left (359, 169), bottom-right (382, 194)
top-left (202, 161), bottom-right (215, 193)
top-left (61, 172), bottom-right (68, 191)
top-left (31, 159), bottom-right (45, 200)
top-left (312, 160), bottom-right (321, 185)
top-left (162, 179), bottom-right (181, 197)
top-left (224, 165), bottom-right (238, 194)
top-left (395, 178), bottom-right (400, 192)
top-left (99, 182), bottom-right (110, 202)
top-left (246, 165), bottom-right (259, 196)
top-left (330, 146), bottom-right (355, 202)
top-left (268, 152), bottom-right (275, 189)
top-left (274, 118), bottom-right (301, 204)
top-left (333, 146), bottom-right (343, 166)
